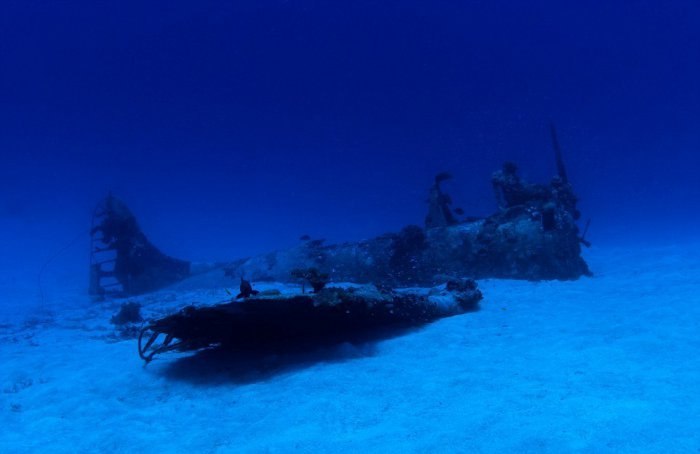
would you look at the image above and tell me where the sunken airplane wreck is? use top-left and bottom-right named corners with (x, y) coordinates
top-left (137, 280), bottom-right (484, 363)
top-left (91, 127), bottom-right (591, 362)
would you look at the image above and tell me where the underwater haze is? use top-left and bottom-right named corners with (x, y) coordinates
top-left (3, 1), bottom-right (700, 261)
top-left (2, 1), bottom-right (700, 452)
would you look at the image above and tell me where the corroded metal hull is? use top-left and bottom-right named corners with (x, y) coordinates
top-left (224, 207), bottom-right (589, 286)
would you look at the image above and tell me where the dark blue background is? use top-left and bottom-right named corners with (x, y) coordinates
top-left (1, 0), bottom-right (699, 275)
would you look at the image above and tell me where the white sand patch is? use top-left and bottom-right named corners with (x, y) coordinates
top-left (1, 242), bottom-right (699, 452)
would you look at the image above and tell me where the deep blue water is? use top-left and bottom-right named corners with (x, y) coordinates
top-left (1, 0), bottom-right (699, 279)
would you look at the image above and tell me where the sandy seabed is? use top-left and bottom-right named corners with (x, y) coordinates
top-left (1, 242), bottom-right (699, 453)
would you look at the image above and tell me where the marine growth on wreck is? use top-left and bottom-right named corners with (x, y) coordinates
top-left (89, 134), bottom-right (590, 300)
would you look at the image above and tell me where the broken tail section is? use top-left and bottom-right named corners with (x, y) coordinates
top-left (89, 194), bottom-right (191, 299)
